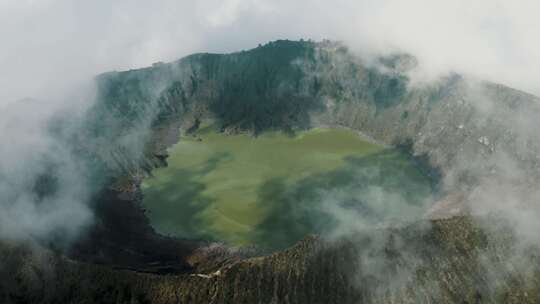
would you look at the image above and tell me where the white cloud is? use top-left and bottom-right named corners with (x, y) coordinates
top-left (2, 0), bottom-right (540, 105)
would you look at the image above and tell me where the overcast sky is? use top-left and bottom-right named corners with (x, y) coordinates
top-left (2, 0), bottom-right (540, 104)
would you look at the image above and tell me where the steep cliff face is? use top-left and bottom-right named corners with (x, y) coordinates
top-left (87, 39), bottom-right (540, 192)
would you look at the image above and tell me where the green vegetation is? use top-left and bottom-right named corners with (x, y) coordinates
top-left (142, 125), bottom-right (433, 249)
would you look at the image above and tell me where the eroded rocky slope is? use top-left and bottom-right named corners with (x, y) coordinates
top-left (88, 40), bottom-right (540, 195)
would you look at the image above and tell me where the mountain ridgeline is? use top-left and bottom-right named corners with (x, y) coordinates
top-left (86, 40), bottom-right (413, 176)
top-left (4, 40), bottom-right (540, 303)
top-left (89, 39), bottom-right (540, 192)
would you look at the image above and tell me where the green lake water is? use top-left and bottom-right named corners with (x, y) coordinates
top-left (141, 125), bottom-right (434, 250)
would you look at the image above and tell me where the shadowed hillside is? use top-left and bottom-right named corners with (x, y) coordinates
top-left (3, 216), bottom-right (540, 303)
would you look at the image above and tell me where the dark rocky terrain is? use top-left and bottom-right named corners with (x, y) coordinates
top-left (3, 216), bottom-right (540, 303)
top-left (2, 40), bottom-right (540, 303)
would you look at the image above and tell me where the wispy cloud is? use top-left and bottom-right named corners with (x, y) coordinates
top-left (2, 0), bottom-right (540, 105)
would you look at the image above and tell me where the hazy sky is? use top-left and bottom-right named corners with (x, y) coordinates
top-left (2, 0), bottom-right (540, 104)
